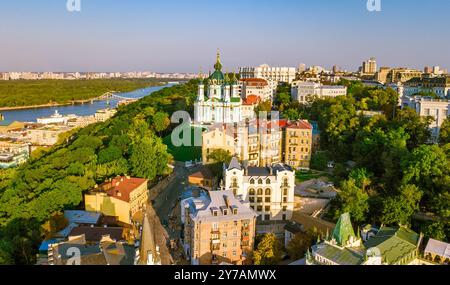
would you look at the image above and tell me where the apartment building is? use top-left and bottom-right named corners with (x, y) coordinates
top-left (284, 120), bottom-right (313, 169)
top-left (240, 64), bottom-right (296, 84)
top-left (202, 125), bottom-right (236, 165)
top-left (26, 125), bottom-right (73, 147)
top-left (223, 158), bottom-right (296, 223)
top-left (240, 78), bottom-right (273, 101)
top-left (291, 81), bottom-right (347, 103)
top-left (85, 176), bottom-right (149, 225)
top-left (403, 76), bottom-right (450, 98)
top-left (401, 96), bottom-right (450, 138)
top-left (183, 190), bottom-right (257, 265)
top-left (385, 68), bottom-right (422, 84)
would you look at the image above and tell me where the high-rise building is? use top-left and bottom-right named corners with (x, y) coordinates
top-left (361, 57), bottom-right (377, 75)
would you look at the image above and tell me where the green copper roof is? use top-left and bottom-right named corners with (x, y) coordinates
top-left (230, 97), bottom-right (241, 103)
top-left (209, 50), bottom-right (225, 83)
top-left (364, 227), bottom-right (419, 265)
top-left (332, 213), bottom-right (356, 246)
top-left (313, 243), bottom-right (364, 265)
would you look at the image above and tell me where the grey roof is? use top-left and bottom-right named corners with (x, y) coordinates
top-left (425, 238), bottom-right (450, 259)
top-left (247, 164), bottom-right (293, 177)
top-left (190, 190), bottom-right (257, 223)
top-left (139, 213), bottom-right (160, 265)
top-left (64, 210), bottom-right (101, 225)
top-left (227, 157), bottom-right (242, 171)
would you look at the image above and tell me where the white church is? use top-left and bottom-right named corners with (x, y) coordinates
top-left (194, 52), bottom-right (256, 125)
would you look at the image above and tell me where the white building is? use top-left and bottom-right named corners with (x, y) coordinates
top-left (240, 64), bottom-right (296, 84)
top-left (37, 110), bottom-right (77, 125)
top-left (223, 157), bottom-right (296, 223)
top-left (240, 78), bottom-right (273, 101)
top-left (401, 96), bottom-right (450, 139)
top-left (291, 81), bottom-right (347, 103)
top-left (194, 52), bottom-right (252, 125)
top-left (95, 108), bottom-right (117, 122)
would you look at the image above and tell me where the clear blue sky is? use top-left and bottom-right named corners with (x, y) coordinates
top-left (1, 0), bottom-right (449, 72)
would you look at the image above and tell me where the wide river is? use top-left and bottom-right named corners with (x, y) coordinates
top-left (0, 84), bottom-right (173, 123)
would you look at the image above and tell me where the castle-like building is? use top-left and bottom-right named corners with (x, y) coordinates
top-left (194, 52), bottom-right (255, 125)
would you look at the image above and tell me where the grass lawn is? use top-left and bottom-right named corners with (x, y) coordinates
top-left (295, 170), bottom-right (331, 183)
top-left (163, 125), bottom-right (204, 162)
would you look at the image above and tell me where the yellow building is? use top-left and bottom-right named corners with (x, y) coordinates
top-left (85, 176), bottom-right (148, 225)
top-left (0, 121), bottom-right (25, 133)
top-left (202, 125), bottom-right (236, 164)
top-left (284, 120), bottom-right (313, 170)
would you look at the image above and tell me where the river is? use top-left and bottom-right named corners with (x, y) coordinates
top-left (0, 84), bottom-right (174, 123)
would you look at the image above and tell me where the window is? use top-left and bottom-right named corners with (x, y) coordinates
top-left (265, 188), bottom-right (271, 196)
top-left (250, 179), bottom-right (255, 185)
top-left (249, 188), bottom-right (255, 195)
top-left (266, 178), bottom-right (271, 184)
top-left (265, 197), bottom-right (271, 203)
top-left (257, 188), bottom-right (263, 196)
top-left (264, 214), bottom-right (270, 221)
top-left (283, 189), bottom-right (288, 196)
top-left (249, 197), bottom-right (255, 203)
top-left (258, 179), bottom-right (263, 185)
top-left (213, 223), bottom-right (219, 230)
top-left (265, 206), bottom-right (271, 212)
top-left (257, 206), bottom-right (263, 212)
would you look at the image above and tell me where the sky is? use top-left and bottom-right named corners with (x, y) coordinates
top-left (0, 0), bottom-right (449, 73)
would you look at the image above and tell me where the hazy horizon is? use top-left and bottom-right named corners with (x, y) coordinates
top-left (1, 0), bottom-right (450, 73)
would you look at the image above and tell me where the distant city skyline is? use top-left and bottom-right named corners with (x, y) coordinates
top-left (1, 0), bottom-right (450, 72)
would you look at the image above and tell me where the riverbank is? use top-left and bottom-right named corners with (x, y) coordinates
top-left (0, 79), bottom-right (166, 110)
top-left (0, 99), bottom-right (104, 111)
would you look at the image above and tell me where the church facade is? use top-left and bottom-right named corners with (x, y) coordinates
top-left (194, 52), bottom-right (255, 125)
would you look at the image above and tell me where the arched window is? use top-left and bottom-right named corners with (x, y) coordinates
top-left (257, 188), bottom-right (263, 196)
top-left (265, 188), bottom-right (271, 196)
top-left (249, 188), bottom-right (255, 195)
top-left (283, 178), bottom-right (289, 187)
top-left (232, 178), bottom-right (238, 188)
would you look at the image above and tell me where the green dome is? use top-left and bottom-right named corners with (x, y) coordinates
top-left (208, 50), bottom-right (225, 84)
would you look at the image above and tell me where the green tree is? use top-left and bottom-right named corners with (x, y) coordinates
top-left (348, 168), bottom-right (372, 192)
top-left (439, 116), bottom-right (450, 145)
top-left (381, 184), bottom-right (423, 226)
top-left (286, 232), bottom-right (313, 260)
top-left (152, 111), bottom-right (170, 135)
top-left (253, 233), bottom-right (283, 265)
top-left (310, 152), bottom-right (328, 171)
top-left (423, 221), bottom-right (448, 242)
top-left (335, 178), bottom-right (369, 223)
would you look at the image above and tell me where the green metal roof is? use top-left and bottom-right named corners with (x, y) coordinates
top-left (364, 227), bottom-right (419, 264)
top-left (230, 97), bottom-right (241, 103)
top-left (332, 213), bottom-right (357, 246)
top-left (313, 243), bottom-right (364, 265)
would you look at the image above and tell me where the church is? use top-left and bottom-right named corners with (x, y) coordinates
top-left (194, 52), bottom-right (256, 125)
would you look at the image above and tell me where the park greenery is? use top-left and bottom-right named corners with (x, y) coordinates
top-left (0, 80), bottom-right (199, 264)
top-left (0, 79), bottom-right (164, 108)
top-left (274, 79), bottom-right (449, 241)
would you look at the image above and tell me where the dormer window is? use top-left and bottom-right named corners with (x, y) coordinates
top-left (213, 210), bottom-right (218, 216)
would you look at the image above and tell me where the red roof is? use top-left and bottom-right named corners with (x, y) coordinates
top-left (241, 78), bottom-right (269, 86)
top-left (99, 176), bottom-right (148, 203)
top-left (286, 120), bottom-right (313, 130)
top-left (243, 94), bottom-right (261, 105)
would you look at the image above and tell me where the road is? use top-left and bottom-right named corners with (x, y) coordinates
top-left (152, 164), bottom-right (192, 239)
